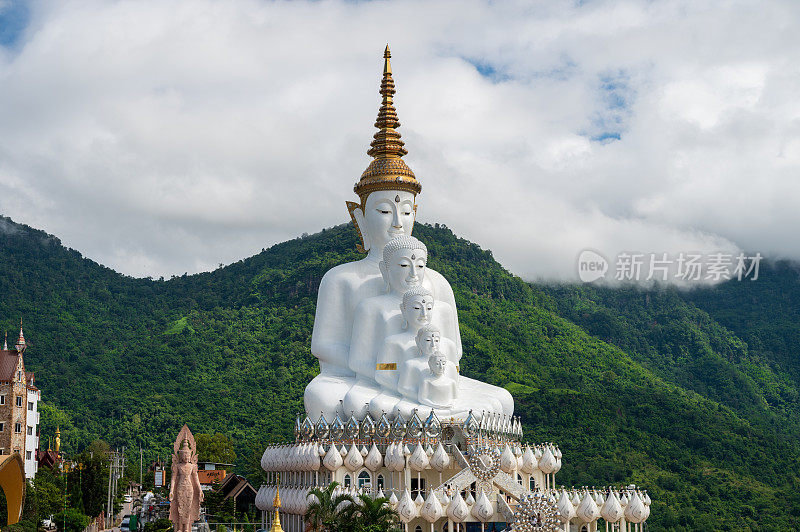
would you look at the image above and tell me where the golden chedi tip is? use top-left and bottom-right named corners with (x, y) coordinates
top-left (354, 45), bottom-right (421, 203)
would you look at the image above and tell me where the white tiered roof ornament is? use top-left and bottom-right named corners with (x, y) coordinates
top-left (257, 47), bottom-right (650, 532)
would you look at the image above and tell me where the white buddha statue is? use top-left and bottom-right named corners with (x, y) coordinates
top-left (304, 46), bottom-right (512, 421)
top-left (343, 236), bottom-right (460, 417)
top-left (368, 285), bottom-right (459, 417)
top-left (396, 325), bottom-right (459, 410)
top-left (305, 47), bottom-right (460, 420)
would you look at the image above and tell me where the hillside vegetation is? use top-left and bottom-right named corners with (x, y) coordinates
top-left (1, 215), bottom-right (799, 531)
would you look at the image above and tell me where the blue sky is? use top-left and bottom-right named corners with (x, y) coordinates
top-left (0, 0), bottom-right (29, 48)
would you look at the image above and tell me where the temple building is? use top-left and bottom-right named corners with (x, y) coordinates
top-left (255, 48), bottom-right (651, 532)
top-left (0, 324), bottom-right (41, 478)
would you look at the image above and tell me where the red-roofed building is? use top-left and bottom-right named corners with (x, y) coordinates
top-left (0, 324), bottom-right (41, 478)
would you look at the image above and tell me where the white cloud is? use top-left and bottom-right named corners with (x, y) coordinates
top-left (0, 0), bottom-right (798, 282)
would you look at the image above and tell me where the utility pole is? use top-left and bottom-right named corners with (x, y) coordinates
top-left (106, 451), bottom-right (115, 528)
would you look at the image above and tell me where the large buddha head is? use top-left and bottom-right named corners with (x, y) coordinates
top-left (380, 236), bottom-right (427, 295)
top-left (346, 46), bottom-right (422, 255)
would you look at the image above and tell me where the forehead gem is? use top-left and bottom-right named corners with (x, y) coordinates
top-left (395, 195), bottom-right (400, 203)
top-left (411, 254), bottom-right (416, 260)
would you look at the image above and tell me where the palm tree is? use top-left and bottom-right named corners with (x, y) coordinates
top-left (305, 481), bottom-right (355, 532)
top-left (346, 493), bottom-right (400, 532)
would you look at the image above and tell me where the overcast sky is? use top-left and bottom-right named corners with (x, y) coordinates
top-left (0, 0), bottom-right (798, 282)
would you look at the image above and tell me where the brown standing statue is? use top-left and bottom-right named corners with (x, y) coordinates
top-left (169, 425), bottom-right (204, 532)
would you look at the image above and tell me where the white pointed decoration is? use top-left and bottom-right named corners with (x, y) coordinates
top-left (420, 489), bottom-right (445, 522)
top-left (430, 442), bottom-right (450, 472)
top-left (261, 448), bottom-right (270, 471)
top-left (365, 443), bottom-right (383, 472)
top-left (557, 488), bottom-right (576, 524)
top-left (339, 445), bottom-right (347, 457)
top-left (384, 442), bottom-right (397, 471)
top-left (465, 492), bottom-right (475, 505)
top-left (539, 445), bottom-right (557, 474)
top-left (345, 442), bottom-right (364, 471)
top-left (414, 492), bottom-right (425, 507)
top-left (471, 489), bottom-right (494, 522)
top-left (576, 490), bottom-right (600, 523)
top-left (388, 491), bottom-right (399, 508)
top-left (409, 442), bottom-right (430, 471)
top-left (521, 445), bottom-right (537, 474)
top-left (499, 443), bottom-right (516, 473)
top-left (624, 490), bottom-right (647, 524)
top-left (600, 490), bottom-right (623, 523)
top-left (395, 490), bottom-right (418, 523)
top-left (376, 488), bottom-right (385, 499)
top-left (425, 444), bottom-right (434, 456)
top-left (570, 490), bottom-right (581, 508)
top-left (643, 491), bottom-right (651, 506)
top-left (447, 490), bottom-right (469, 522)
top-left (403, 443), bottom-right (411, 456)
top-left (360, 445), bottom-right (368, 457)
top-left (323, 443), bottom-right (344, 471)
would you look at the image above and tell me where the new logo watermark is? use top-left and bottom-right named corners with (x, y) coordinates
top-left (577, 250), bottom-right (762, 283)
top-left (577, 249), bottom-right (609, 283)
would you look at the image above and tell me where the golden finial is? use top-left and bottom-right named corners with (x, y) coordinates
top-left (352, 45), bottom-right (421, 203)
top-left (269, 474), bottom-right (284, 532)
top-left (273, 474), bottom-right (282, 508)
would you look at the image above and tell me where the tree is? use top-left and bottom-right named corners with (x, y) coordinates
top-left (54, 508), bottom-right (89, 532)
top-left (305, 482), bottom-right (354, 532)
top-left (195, 433), bottom-right (236, 465)
top-left (344, 494), bottom-right (399, 532)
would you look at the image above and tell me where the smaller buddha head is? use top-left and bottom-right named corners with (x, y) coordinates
top-left (428, 352), bottom-right (448, 377)
top-left (380, 236), bottom-right (427, 294)
top-left (416, 324), bottom-right (441, 358)
top-left (400, 286), bottom-right (434, 330)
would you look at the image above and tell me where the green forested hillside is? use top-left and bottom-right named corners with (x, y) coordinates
top-left (1, 215), bottom-right (799, 531)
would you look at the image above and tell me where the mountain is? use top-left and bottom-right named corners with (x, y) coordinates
top-left (1, 214), bottom-right (799, 531)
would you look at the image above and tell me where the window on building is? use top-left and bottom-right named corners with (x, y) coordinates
top-left (28, 402), bottom-right (33, 411)
top-left (343, 474), bottom-right (351, 488)
top-left (410, 477), bottom-right (426, 499)
top-left (0, 423), bottom-right (4, 432)
top-left (357, 471), bottom-right (371, 489)
top-left (377, 474), bottom-right (384, 490)
top-left (27, 426), bottom-right (32, 436)
top-left (15, 396), bottom-right (22, 407)
top-left (0, 449), bottom-right (4, 455)
top-left (529, 477), bottom-right (535, 491)
top-left (0, 395), bottom-right (6, 405)
top-left (26, 451), bottom-right (31, 460)
top-left (16, 371), bottom-right (21, 381)
top-left (14, 423), bottom-right (21, 433)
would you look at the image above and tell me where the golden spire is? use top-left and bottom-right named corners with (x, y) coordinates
top-left (269, 475), bottom-right (284, 532)
top-left (55, 426), bottom-right (61, 454)
top-left (353, 45), bottom-right (421, 203)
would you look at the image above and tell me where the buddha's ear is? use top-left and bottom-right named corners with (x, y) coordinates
top-left (378, 260), bottom-right (390, 292)
top-left (346, 201), bottom-right (368, 253)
